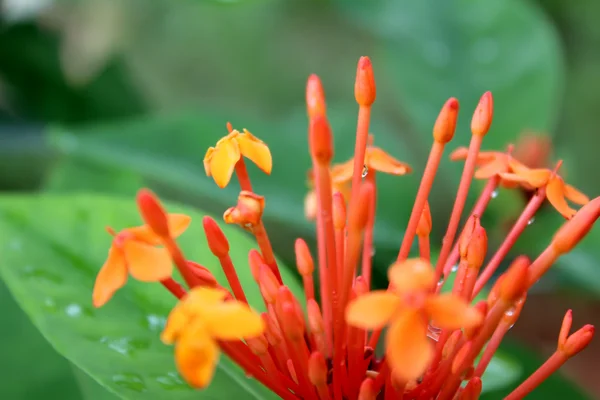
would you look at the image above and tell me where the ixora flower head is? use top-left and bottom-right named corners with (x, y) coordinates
top-left (93, 57), bottom-right (598, 399)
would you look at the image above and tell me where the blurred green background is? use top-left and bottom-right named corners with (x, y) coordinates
top-left (0, 0), bottom-right (599, 398)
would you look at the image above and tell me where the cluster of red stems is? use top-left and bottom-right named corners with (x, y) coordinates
top-left (94, 56), bottom-right (598, 400)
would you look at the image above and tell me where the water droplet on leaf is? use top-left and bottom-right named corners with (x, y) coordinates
top-left (144, 314), bottom-right (166, 332)
top-left (101, 337), bottom-right (150, 356)
top-left (112, 373), bottom-right (146, 392)
top-left (65, 303), bottom-right (83, 317)
top-left (155, 372), bottom-right (188, 390)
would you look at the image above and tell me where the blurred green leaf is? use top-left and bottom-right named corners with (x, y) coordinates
top-left (480, 352), bottom-right (522, 394)
top-left (337, 0), bottom-right (564, 150)
top-left (72, 367), bottom-right (119, 399)
top-left (0, 194), bottom-right (302, 399)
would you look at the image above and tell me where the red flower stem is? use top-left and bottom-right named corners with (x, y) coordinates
top-left (473, 321), bottom-right (511, 378)
top-left (347, 300), bottom-right (366, 398)
top-left (235, 158), bottom-right (253, 192)
top-left (303, 275), bottom-right (316, 303)
top-left (314, 162), bottom-right (338, 356)
top-left (253, 222), bottom-right (283, 284)
top-left (316, 384), bottom-right (331, 400)
top-left (397, 141), bottom-right (446, 262)
top-left (434, 134), bottom-right (484, 284)
top-left (361, 171), bottom-right (377, 288)
top-left (527, 246), bottom-right (560, 289)
top-left (349, 105), bottom-right (371, 202)
top-left (419, 235), bottom-right (430, 262)
top-left (287, 337), bottom-right (317, 400)
top-left (442, 176), bottom-right (499, 278)
top-left (160, 278), bottom-right (186, 298)
top-left (472, 187), bottom-right (546, 298)
top-left (164, 239), bottom-right (202, 288)
top-left (505, 352), bottom-right (567, 400)
top-left (218, 254), bottom-right (248, 304)
top-left (335, 227), bottom-right (345, 296)
top-left (384, 375), bottom-right (395, 400)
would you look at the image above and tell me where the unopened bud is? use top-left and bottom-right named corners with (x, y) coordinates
top-left (136, 189), bottom-right (170, 238)
top-left (497, 256), bottom-right (529, 303)
top-left (460, 377), bottom-right (482, 400)
top-left (202, 216), bottom-right (229, 258)
top-left (349, 181), bottom-right (374, 231)
top-left (309, 115), bottom-right (334, 165)
top-left (246, 335), bottom-right (269, 355)
top-left (355, 56), bottom-right (376, 107)
top-left (248, 249), bottom-right (264, 282)
top-left (258, 265), bottom-right (280, 304)
top-left (558, 309), bottom-right (573, 348)
top-left (295, 238), bottom-right (314, 276)
top-left (186, 261), bottom-right (219, 287)
top-left (502, 295), bottom-right (526, 326)
top-left (307, 299), bottom-right (324, 334)
top-left (223, 191), bottom-right (265, 228)
top-left (262, 313), bottom-right (282, 346)
top-left (307, 74), bottom-right (326, 118)
top-left (308, 352), bottom-right (328, 387)
top-left (452, 341), bottom-right (473, 375)
top-left (552, 196), bottom-right (600, 255)
top-left (433, 98), bottom-right (460, 144)
top-left (354, 276), bottom-right (369, 296)
top-left (443, 330), bottom-right (462, 360)
top-left (471, 91), bottom-right (493, 136)
top-left (458, 215), bottom-right (487, 269)
top-left (278, 301), bottom-right (305, 341)
top-left (358, 378), bottom-right (377, 400)
top-left (332, 191), bottom-right (347, 230)
top-left (416, 201), bottom-right (432, 237)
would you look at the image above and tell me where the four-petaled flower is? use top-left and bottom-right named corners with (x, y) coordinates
top-left (500, 160), bottom-right (589, 218)
top-left (92, 214), bottom-right (191, 307)
top-left (450, 147), bottom-right (518, 188)
top-left (346, 258), bottom-right (483, 382)
top-left (204, 129), bottom-right (272, 188)
top-left (161, 287), bottom-right (265, 388)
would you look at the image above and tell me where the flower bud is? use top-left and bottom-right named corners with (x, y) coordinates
top-left (307, 299), bottom-right (324, 334)
top-left (186, 261), bottom-right (218, 287)
top-left (309, 115), bottom-right (334, 165)
top-left (223, 191), bottom-right (265, 228)
top-left (358, 378), bottom-right (377, 400)
top-left (258, 265), bottom-right (280, 304)
top-left (460, 377), bottom-right (482, 400)
top-left (497, 256), bottom-right (530, 303)
top-left (263, 313), bottom-right (282, 346)
top-left (332, 191), bottom-right (347, 230)
top-left (248, 249), bottom-right (264, 282)
top-left (308, 351), bottom-right (328, 387)
top-left (136, 189), bottom-right (170, 238)
top-left (416, 201), bottom-right (432, 237)
top-left (202, 216), bottom-right (229, 258)
top-left (349, 181), bottom-right (374, 231)
top-left (452, 341), bottom-right (473, 375)
top-left (355, 56), bottom-right (376, 107)
top-left (458, 215), bottom-right (487, 269)
top-left (246, 335), bottom-right (269, 355)
top-left (563, 325), bottom-right (595, 357)
top-left (307, 74), bottom-right (326, 119)
top-left (558, 309), bottom-right (573, 348)
top-left (471, 91), bottom-right (493, 137)
top-left (295, 238), bottom-right (314, 276)
top-left (433, 98), bottom-right (459, 144)
top-left (552, 196), bottom-right (600, 255)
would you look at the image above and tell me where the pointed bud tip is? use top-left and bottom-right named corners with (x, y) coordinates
top-left (202, 216), bottom-right (230, 258)
top-left (355, 56), bottom-right (376, 106)
top-left (136, 189), bottom-right (170, 238)
top-left (309, 115), bottom-right (334, 165)
top-left (498, 256), bottom-right (530, 303)
top-left (564, 325), bottom-right (595, 356)
top-left (295, 238), bottom-right (314, 276)
top-left (471, 91), bottom-right (494, 137)
top-left (552, 196), bottom-right (600, 254)
top-left (433, 97), bottom-right (460, 143)
top-left (308, 352), bottom-right (327, 387)
top-left (306, 74), bottom-right (326, 119)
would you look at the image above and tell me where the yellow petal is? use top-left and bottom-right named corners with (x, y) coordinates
top-left (547, 177), bottom-right (576, 219)
top-left (386, 310), bottom-right (433, 382)
top-left (366, 147), bottom-right (412, 176)
top-left (346, 291), bottom-right (401, 330)
top-left (330, 160), bottom-right (355, 183)
top-left (237, 130), bottom-right (272, 174)
top-left (92, 246), bottom-right (127, 307)
top-left (304, 190), bottom-right (317, 221)
top-left (175, 328), bottom-right (220, 389)
top-left (127, 213), bottom-right (191, 244)
top-left (161, 303), bottom-right (190, 344)
top-left (185, 287), bottom-right (229, 307)
top-left (203, 147), bottom-right (215, 176)
top-left (123, 240), bottom-right (173, 282)
top-left (209, 138), bottom-right (241, 188)
top-left (203, 302), bottom-right (265, 340)
top-left (564, 184), bottom-right (589, 205)
top-left (388, 259), bottom-right (435, 294)
top-left (424, 293), bottom-right (483, 330)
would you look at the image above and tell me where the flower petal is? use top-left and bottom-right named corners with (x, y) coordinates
top-left (126, 213), bottom-right (191, 244)
top-left (203, 302), bottom-right (265, 340)
top-left (366, 147), bottom-right (412, 176)
top-left (175, 328), bottom-right (220, 389)
top-left (237, 130), bottom-right (272, 174)
top-left (449, 147), bottom-right (469, 161)
top-left (185, 287), bottom-right (229, 307)
top-left (388, 259), bottom-right (435, 294)
top-left (168, 213), bottom-right (192, 238)
top-left (547, 177), bottom-right (577, 219)
top-left (474, 159), bottom-right (506, 179)
top-left (203, 147), bottom-right (215, 176)
top-left (304, 190), bottom-right (317, 221)
top-left (161, 303), bottom-right (190, 344)
top-left (346, 291), bottom-right (401, 330)
top-left (564, 184), bottom-right (590, 205)
top-left (424, 293), bottom-right (483, 330)
top-left (330, 160), bottom-right (355, 183)
top-left (92, 246), bottom-right (127, 307)
top-left (386, 310), bottom-right (433, 382)
top-left (209, 138), bottom-right (241, 188)
top-left (123, 240), bottom-right (173, 282)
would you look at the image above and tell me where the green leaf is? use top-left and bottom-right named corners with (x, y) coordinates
top-left (0, 194), bottom-right (303, 399)
top-left (336, 0), bottom-right (564, 150)
top-left (480, 352), bottom-right (521, 394)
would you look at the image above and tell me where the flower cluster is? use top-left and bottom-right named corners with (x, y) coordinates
top-left (93, 57), bottom-right (597, 399)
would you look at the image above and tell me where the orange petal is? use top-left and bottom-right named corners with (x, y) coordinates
top-left (330, 160), bottom-right (355, 183)
top-left (498, 172), bottom-right (537, 190)
top-left (123, 239), bottom-right (173, 282)
top-left (474, 159), bottom-right (506, 179)
top-left (564, 184), bottom-right (589, 205)
top-left (386, 310), bottom-right (433, 382)
top-left (449, 147), bottom-right (469, 161)
top-left (175, 327), bottom-right (220, 389)
top-left (366, 147), bottom-right (412, 176)
top-left (237, 130), bottom-right (272, 174)
top-left (209, 138), bottom-right (241, 188)
top-left (508, 158), bottom-right (532, 174)
top-left (161, 303), bottom-right (190, 344)
top-left (203, 302), bottom-right (265, 340)
top-left (203, 147), bottom-right (215, 176)
top-left (388, 259), bottom-right (435, 294)
top-left (304, 190), bottom-right (317, 221)
top-left (346, 291), bottom-right (401, 330)
top-left (127, 213), bottom-right (191, 244)
top-left (92, 246), bottom-right (127, 307)
top-left (424, 293), bottom-right (483, 330)
top-left (547, 177), bottom-right (577, 219)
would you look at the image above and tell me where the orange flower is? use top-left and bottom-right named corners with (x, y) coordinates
top-left (161, 287), bottom-right (264, 388)
top-left (450, 147), bottom-right (518, 188)
top-left (331, 135), bottom-right (412, 182)
top-left (500, 160), bottom-right (589, 219)
top-left (203, 129), bottom-right (272, 188)
top-left (92, 214), bottom-right (190, 307)
top-left (346, 259), bottom-right (482, 382)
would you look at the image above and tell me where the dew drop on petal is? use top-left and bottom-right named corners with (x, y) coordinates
top-left (362, 165), bottom-right (368, 178)
top-left (491, 190), bottom-right (499, 199)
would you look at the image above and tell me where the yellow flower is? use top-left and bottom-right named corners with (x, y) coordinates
top-left (92, 214), bottom-right (190, 308)
top-left (346, 259), bottom-right (482, 382)
top-left (203, 129), bottom-right (272, 188)
top-left (161, 287), bottom-right (265, 388)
